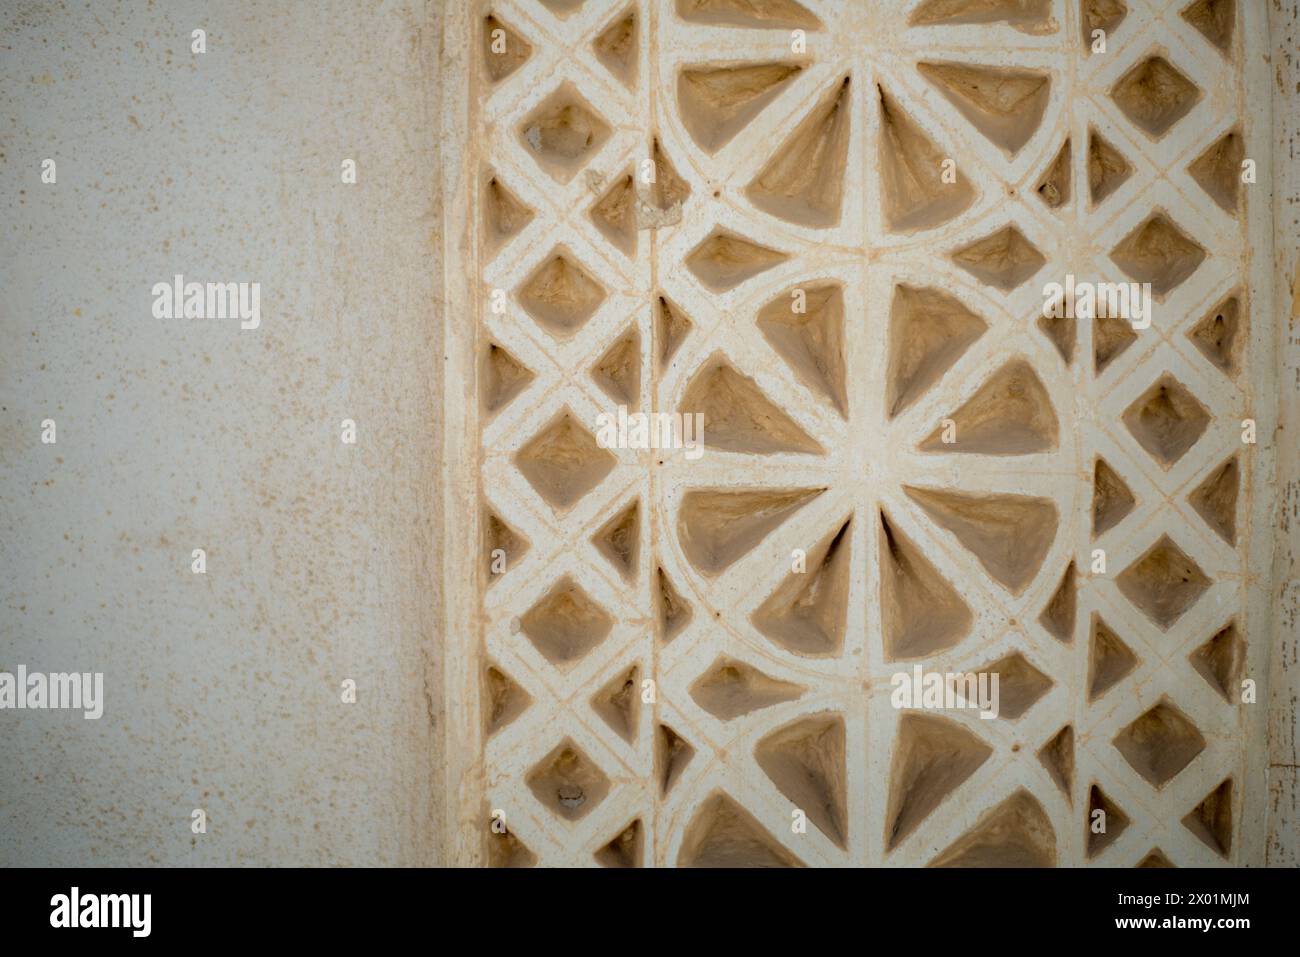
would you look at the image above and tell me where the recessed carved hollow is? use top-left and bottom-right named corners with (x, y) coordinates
top-left (751, 519), bottom-right (851, 656)
top-left (1116, 535), bottom-right (1211, 629)
top-left (1122, 375), bottom-right (1210, 468)
top-left (593, 8), bottom-right (637, 88)
top-left (654, 565), bottom-right (693, 642)
top-left (877, 86), bottom-right (976, 232)
top-left (484, 508), bottom-right (529, 584)
top-left (951, 225), bottom-right (1047, 291)
top-left (482, 15), bottom-right (531, 84)
top-left (655, 293), bottom-right (693, 369)
top-left (647, 136), bottom-right (691, 214)
top-left (919, 358), bottom-right (1059, 455)
top-left (904, 486), bottom-right (1058, 595)
top-left (1092, 458), bottom-right (1135, 537)
top-left (517, 249), bottom-right (607, 337)
top-left (1110, 55), bottom-right (1202, 138)
top-left (1094, 311), bottom-right (1137, 375)
top-left (886, 285), bottom-right (987, 417)
top-left (1189, 456), bottom-right (1238, 545)
top-left (526, 738), bottom-right (611, 822)
top-left (885, 713), bottom-right (992, 852)
top-left (519, 575), bottom-right (615, 668)
top-left (1138, 848), bottom-right (1175, 868)
top-left (1188, 129), bottom-right (1243, 214)
top-left (981, 651), bottom-right (1052, 719)
top-left (518, 84), bottom-right (612, 183)
top-left (679, 354), bottom-right (823, 455)
top-left (656, 723), bottom-right (695, 795)
top-left (674, 0), bottom-right (821, 30)
top-left (487, 828), bottom-right (537, 868)
top-left (1039, 561), bottom-right (1076, 643)
top-left (1189, 295), bottom-right (1243, 376)
top-left (1183, 778), bottom-right (1233, 857)
top-left (757, 283), bottom-right (848, 416)
top-left (538, 0), bottom-right (586, 17)
top-left (591, 663), bottom-right (639, 743)
top-left (689, 656), bottom-right (803, 721)
top-left (678, 487), bottom-right (824, 575)
top-left (1109, 213), bottom-right (1206, 296)
top-left (590, 171), bottom-right (637, 257)
top-left (595, 819), bottom-right (643, 868)
top-left (878, 510), bottom-right (972, 660)
top-left (909, 0), bottom-right (1053, 30)
top-left (483, 663), bottom-right (530, 736)
top-left (746, 76), bottom-right (851, 227)
top-left (1113, 698), bottom-right (1206, 788)
top-left (1035, 137), bottom-right (1071, 209)
top-left (1087, 784), bottom-right (1129, 858)
top-left (677, 62), bottom-right (802, 154)
top-left (1037, 308), bottom-right (1074, 365)
top-left (1087, 127), bottom-right (1133, 206)
top-left (930, 790), bottom-right (1056, 867)
top-left (755, 713), bottom-right (848, 848)
top-left (514, 410), bottom-right (617, 511)
top-left (592, 499), bottom-right (640, 581)
top-left (1190, 621), bottom-right (1243, 703)
top-left (1038, 725), bottom-right (1074, 800)
top-left (917, 62), bottom-right (1050, 156)
top-left (1182, 0), bottom-right (1235, 55)
top-left (482, 342), bottom-right (534, 416)
top-left (678, 792), bottom-right (804, 868)
top-left (1082, 0), bottom-right (1127, 53)
top-left (591, 327), bottom-right (641, 409)
top-left (482, 174), bottom-right (534, 256)
top-left (685, 229), bottom-right (789, 292)
top-left (1087, 615), bottom-right (1138, 702)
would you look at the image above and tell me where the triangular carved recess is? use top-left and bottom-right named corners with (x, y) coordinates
top-left (1094, 311), bottom-right (1137, 375)
top-left (654, 565), bottom-right (693, 643)
top-left (978, 651), bottom-right (1052, 720)
top-left (886, 285), bottom-right (987, 417)
top-left (591, 662), bottom-right (640, 743)
top-left (515, 411), bottom-right (617, 511)
top-left (878, 510), bottom-right (972, 660)
top-left (538, 0), bottom-right (585, 17)
top-left (483, 663), bottom-right (530, 736)
top-left (1087, 615), bottom-right (1138, 702)
top-left (679, 355), bottom-right (823, 455)
top-left (904, 486), bottom-right (1058, 594)
top-left (1182, 0), bottom-right (1235, 56)
top-left (910, 0), bottom-right (1053, 31)
top-left (1087, 784), bottom-right (1129, 858)
top-left (917, 62), bottom-right (1050, 156)
top-left (1038, 725), bottom-right (1074, 800)
top-left (1082, 0), bottom-right (1127, 54)
top-left (655, 293), bottom-right (693, 370)
top-left (1137, 848), bottom-right (1175, 868)
top-left (1039, 561), bottom-right (1076, 643)
top-left (1116, 535), bottom-right (1211, 629)
top-left (877, 86), bottom-right (975, 232)
top-left (590, 171), bottom-right (637, 257)
top-left (595, 819), bottom-right (643, 868)
top-left (487, 829), bottom-right (537, 868)
top-left (482, 173), bottom-right (534, 257)
top-left (1092, 457), bottom-right (1135, 537)
top-left (689, 656), bottom-right (803, 721)
top-left (482, 15), bottom-right (531, 84)
top-left (482, 342), bottom-right (534, 416)
top-left (1087, 127), bottom-right (1132, 206)
top-left (593, 8), bottom-right (637, 89)
top-left (755, 713), bottom-right (849, 848)
top-left (646, 136), bottom-right (691, 214)
top-left (1188, 294), bottom-right (1243, 376)
top-left (678, 487), bottom-right (824, 575)
top-left (1190, 621), bottom-right (1243, 703)
top-left (746, 76), bottom-right (851, 227)
top-left (919, 358), bottom-right (1059, 454)
top-left (757, 284), bottom-right (848, 416)
top-left (1037, 309), bottom-right (1074, 366)
top-left (930, 790), bottom-right (1056, 867)
top-left (591, 327), bottom-right (641, 409)
top-left (951, 225), bottom-right (1047, 291)
top-left (483, 508), bottom-right (528, 585)
top-left (592, 499), bottom-right (641, 580)
top-left (685, 229), bottom-right (789, 292)
top-left (677, 62), bottom-right (802, 154)
top-left (1188, 129), bottom-right (1243, 214)
top-left (885, 713), bottom-right (992, 852)
top-left (656, 723), bottom-right (695, 795)
top-left (1034, 137), bottom-right (1071, 209)
top-left (1188, 456), bottom-right (1238, 545)
top-left (751, 518), bottom-right (852, 656)
top-left (678, 792), bottom-right (804, 867)
top-left (674, 0), bottom-right (821, 30)
top-left (1182, 778), bottom-right (1233, 858)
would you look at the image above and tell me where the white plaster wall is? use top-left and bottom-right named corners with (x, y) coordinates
top-left (0, 0), bottom-right (444, 865)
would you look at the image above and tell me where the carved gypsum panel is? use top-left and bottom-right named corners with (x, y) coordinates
top-left (444, 0), bottom-right (1274, 866)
